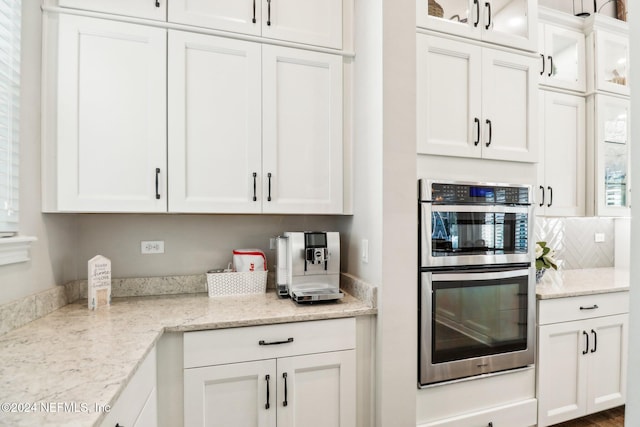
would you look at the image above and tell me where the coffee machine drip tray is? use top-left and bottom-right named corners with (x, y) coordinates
top-left (290, 283), bottom-right (344, 303)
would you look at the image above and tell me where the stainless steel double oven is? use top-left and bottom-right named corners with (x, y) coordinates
top-left (418, 180), bottom-right (535, 386)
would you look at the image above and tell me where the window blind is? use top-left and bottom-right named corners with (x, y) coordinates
top-left (0, 0), bottom-right (20, 234)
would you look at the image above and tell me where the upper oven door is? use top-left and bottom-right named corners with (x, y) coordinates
top-left (421, 203), bottom-right (533, 267)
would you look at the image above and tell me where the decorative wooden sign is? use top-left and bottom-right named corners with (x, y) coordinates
top-left (88, 255), bottom-right (111, 310)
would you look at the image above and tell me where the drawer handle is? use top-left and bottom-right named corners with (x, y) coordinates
top-left (259, 337), bottom-right (294, 346)
top-left (580, 304), bottom-right (599, 310)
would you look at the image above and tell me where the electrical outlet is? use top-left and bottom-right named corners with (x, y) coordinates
top-left (141, 240), bottom-right (164, 254)
top-left (594, 233), bottom-right (606, 243)
top-left (361, 239), bottom-right (369, 264)
top-left (269, 238), bottom-right (276, 250)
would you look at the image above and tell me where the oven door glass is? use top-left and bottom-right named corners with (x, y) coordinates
top-left (431, 206), bottom-right (529, 257)
top-left (430, 268), bottom-right (529, 363)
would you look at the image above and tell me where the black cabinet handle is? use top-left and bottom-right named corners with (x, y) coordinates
top-left (252, 172), bottom-right (257, 201)
top-left (155, 0), bottom-right (159, 7)
top-left (267, 0), bottom-right (271, 26)
top-left (540, 53), bottom-right (545, 75)
top-left (265, 374), bottom-right (271, 409)
top-left (582, 330), bottom-right (589, 355)
top-left (591, 329), bottom-right (597, 353)
top-left (474, 118), bottom-right (480, 146)
top-left (282, 372), bottom-right (288, 407)
top-left (484, 2), bottom-right (492, 30)
top-left (267, 172), bottom-right (272, 201)
top-left (548, 56), bottom-right (553, 77)
top-left (488, 423), bottom-right (494, 427)
top-left (485, 119), bottom-right (492, 147)
top-left (539, 185), bottom-right (545, 207)
top-left (259, 337), bottom-right (294, 346)
top-left (252, 0), bottom-right (257, 23)
top-left (473, 0), bottom-right (480, 27)
top-left (155, 168), bottom-right (161, 200)
top-left (580, 304), bottom-right (599, 310)
top-left (547, 186), bottom-right (552, 207)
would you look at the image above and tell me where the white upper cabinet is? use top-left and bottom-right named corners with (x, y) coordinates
top-left (537, 90), bottom-right (585, 217)
top-left (586, 95), bottom-right (631, 217)
top-left (538, 22), bottom-right (585, 92)
top-left (417, 34), bottom-right (537, 163)
top-left (585, 15), bottom-right (630, 96)
top-left (57, 0), bottom-right (166, 20)
top-left (262, 45), bottom-right (344, 214)
top-left (168, 34), bottom-right (343, 214)
top-left (416, 0), bottom-right (537, 52)
top-left (46, 14), bottom-right (167, 212)
top-left (168, 31), bottom-right (263, 213)
top-left (169, 0), bottom-right (343, 49)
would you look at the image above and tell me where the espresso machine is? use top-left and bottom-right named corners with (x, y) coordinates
top-left (276, 231), bottom-right (344, 303)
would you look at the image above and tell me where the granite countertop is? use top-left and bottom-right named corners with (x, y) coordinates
top-left (536, 267), bottom-right (630, 300)
top-left (0, 290), bottom-right (375, 427)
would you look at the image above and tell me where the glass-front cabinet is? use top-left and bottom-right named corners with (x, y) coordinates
top-left (416, 0), bottom-right (537, 52)
top-left (585, 16), bottom-right (630, 96)
top-left (538, 22), bottom-right (585, 92)
top-left (587, 95), bottom-right (631, 217)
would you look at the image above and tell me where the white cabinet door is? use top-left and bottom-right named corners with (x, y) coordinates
top-left (262, 45), bottom-right (343, 214)
top-left (537, 90), bottom-right (585, 216)
top-left (592, 30), bottom-right (630, 96)
top-left (416, 0), bottom-right (537, 52)
top-left (416, 34), bottom-right (482, 158)
top-left (261, 0), bottom-right (342, 49)
top-left (277, 350), bottom-right (356, 427)
top-left (56, 14), bottom-right (167, 212)
top-left (133, 387), bottom-right (158, 427)
top-left (586, 314), bottom-right (628, 414)
top-left (587, 95), bottom-right (631, 217)
top-left (480, 0), bottom-right (537, 52)
top-left (537, 321), bottom-right (588, 427)
top-left (168, 0), bottom-right (342, 49)
top-left (184, 359), bottom-right (277, 427)
top-left (168, 31), bottom-right (262, 213)
top-left (539, 23), bottom-right (586, 92)
top-left (58, 0), bottom-right (166, 20)
top-left (168, 0), bottom-right (262, 36)
top-left (481, 48), bottom-right (537, 162)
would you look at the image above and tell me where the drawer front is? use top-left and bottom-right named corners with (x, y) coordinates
top-left (538, 292), bottom-right (629, 325)
top-left (184, 318), bottom-right (355, 368)
top-left (418, 398), bottom-right (537, 427)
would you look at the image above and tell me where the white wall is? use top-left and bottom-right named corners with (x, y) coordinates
top-left (0, 1), bottom-right (77, 306)
top-left (625, 0), bottom-right (639, 424)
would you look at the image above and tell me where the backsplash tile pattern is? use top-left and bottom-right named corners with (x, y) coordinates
top-left (535, 217), bottom-right (615, 270)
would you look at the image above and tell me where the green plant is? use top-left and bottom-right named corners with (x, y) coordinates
top-left (536, 241), bottom-right (557, 270)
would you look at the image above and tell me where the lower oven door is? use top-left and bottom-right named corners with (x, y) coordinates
top-left (419, 266), bottom-right (535, 386)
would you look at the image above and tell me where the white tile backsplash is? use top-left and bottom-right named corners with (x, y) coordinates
top-left (535, 217), bottom-right (615, 270)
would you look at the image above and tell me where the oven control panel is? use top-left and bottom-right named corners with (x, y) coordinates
top-left (430, 182), bottom-right (530, 204)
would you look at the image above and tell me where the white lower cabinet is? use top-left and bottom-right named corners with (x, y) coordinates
top-left (537, 293), bottom-right (629, 427)
top-left (101, 348), bottom-right (158, 427)
top-left (183, 319), bottom-right (356, 427)
top-left (416, 368), bottom-right (537, 427)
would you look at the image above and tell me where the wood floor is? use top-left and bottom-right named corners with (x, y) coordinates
top-left (551, 406), bottom-right (625, 427)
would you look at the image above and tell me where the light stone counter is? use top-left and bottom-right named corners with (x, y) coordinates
top-left (0, 291), bottom-right (375, 427)
top-left (536, 267), bottom-right (630, 300)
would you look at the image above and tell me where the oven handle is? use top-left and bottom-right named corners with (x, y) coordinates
top-left (430, 268), bottom-right (531, 282)
top-left (429, 204), bottom-right (530, 214)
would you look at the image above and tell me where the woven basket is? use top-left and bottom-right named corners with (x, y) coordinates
top-left (428, 0), bottom-right (444, 18)
top-left (206, 270), bottom-right (268, 297)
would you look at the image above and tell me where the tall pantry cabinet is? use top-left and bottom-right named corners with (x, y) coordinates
top-left (41, 0), bottom-right (350, 215)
